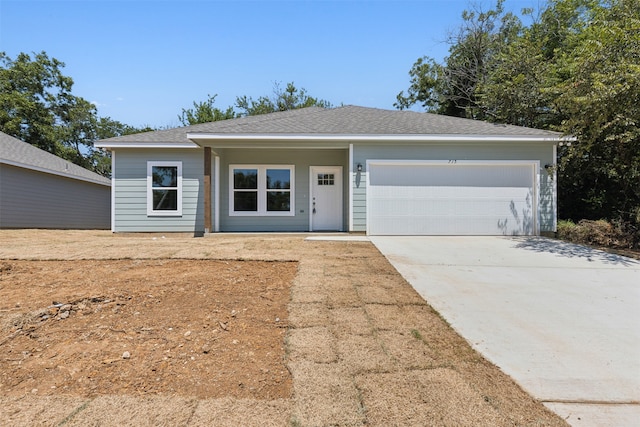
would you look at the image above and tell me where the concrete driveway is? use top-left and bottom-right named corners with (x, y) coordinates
top-left (370, 236), bottom-right (640, 427)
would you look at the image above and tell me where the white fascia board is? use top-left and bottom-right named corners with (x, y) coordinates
top-left (94, 141), bottom-right (199, 149)
top-left (187, 133), bottom-right (572, 143)
top-left (0, 159), bottom-right (111, 187)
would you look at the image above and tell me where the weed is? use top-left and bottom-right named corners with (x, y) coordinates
top-left (410, 329), bottom-right (423, 340)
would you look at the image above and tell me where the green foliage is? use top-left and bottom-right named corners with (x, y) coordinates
top-left (394, 57), bottom-right (445, 111)
top-left (554, 0), bottom-right (640, 225)
top-left (178, 94), bottom-right (237, 126)
top-left (0, 51), bottom-right (75, 154)
top-left (0, 51), bottom-right (146, 177)
top-left (396, 0), bottom-right (522, 119)
top-left (398, 0), bottom-right (640, 238)
top-left (180, 82), bottom-right (332, 125)
top-left (235, 82), bottom-right (332, 116)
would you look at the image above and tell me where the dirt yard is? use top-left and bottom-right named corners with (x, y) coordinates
top-left (0, 231), bottom-right (567, 426)
top-left (0, 259), bottom-right (294, 400)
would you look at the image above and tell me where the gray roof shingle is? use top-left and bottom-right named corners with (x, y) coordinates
top-left (96, 105), bottom-right (562, 145)
top-left (0, 131), bottom-right (111, 186)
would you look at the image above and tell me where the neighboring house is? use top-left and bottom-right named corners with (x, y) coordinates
top-left (95, 105), bottom-right (567, 236)
top-left (0, 131), bottom-right (111, 229)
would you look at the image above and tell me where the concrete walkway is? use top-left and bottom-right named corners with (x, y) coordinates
top-left (371, 236), bottom-right (640, 427)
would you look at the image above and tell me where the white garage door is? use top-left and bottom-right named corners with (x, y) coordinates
top-left (367, 161), bottom-right (538, 236)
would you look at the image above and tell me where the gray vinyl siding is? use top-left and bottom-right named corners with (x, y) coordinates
top-left (352, 171), bottom-right (367, 232)
top-left (352, 142), bottom-right (556, 233)
top-left (0, 164), bottom-right (110, 229)
top-left (219, 148), bottom-right (348, 232)
top-left (112, 148), bottom-right (204, 233)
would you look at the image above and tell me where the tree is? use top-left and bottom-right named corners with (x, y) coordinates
top-left (0, 51), bottom-right (148, 177)
top-left (396, 0), bottom-right (521, 119)
top-left (553, 0), bottom-right (640, 226)
top-left (398, 0), bottom-right (640, 243)
top-left (0, 51), bottom-right (74, 154)
top-left (178, 94), bottom-right (237, 126)
top-left (235, 82), bottom-right (332, 116)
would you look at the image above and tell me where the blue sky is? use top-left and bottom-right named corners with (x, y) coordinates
top-left (1, 0), bottom-right (539, 129)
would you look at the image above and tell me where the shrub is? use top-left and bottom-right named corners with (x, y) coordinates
top-left (557, 219), bottom-right (636, 249)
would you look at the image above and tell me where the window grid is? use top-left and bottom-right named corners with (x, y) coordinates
top-left (229, 165), bottom-right (295, 216)
top-left (147, 161), bottom-right (182, 216)
top-left (317, 173), bottom-right (335, 186)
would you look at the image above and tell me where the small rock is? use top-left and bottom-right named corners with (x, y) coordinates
top-left (184, 331), bottom-right (192, 337)
top-left (275, 317), bottom-right (280, 322)
top-left (232, 339), bottom-right (238, 345)
top-left (122, 351), bottom-right (131, 359)
top-left (202, 344), bottom-right (211, 354)
top-left (58, 311), bottom-right (70, 319)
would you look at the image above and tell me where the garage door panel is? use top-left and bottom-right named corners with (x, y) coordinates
top-left (368, 162), bottom-right (536, 236)
top-left (370, 164), bottom-right (533, 188)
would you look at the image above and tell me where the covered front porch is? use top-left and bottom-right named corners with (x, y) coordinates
top-left (189, 134), bottom-right (352, 233)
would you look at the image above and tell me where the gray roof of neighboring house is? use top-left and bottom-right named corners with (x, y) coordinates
top-left (0, 131), bottom-right (111, 186)
top-left (96, 105), bottom-right (563, 145)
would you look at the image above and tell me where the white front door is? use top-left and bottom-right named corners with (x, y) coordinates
top-left (310, 166), bottom-right (343, 231)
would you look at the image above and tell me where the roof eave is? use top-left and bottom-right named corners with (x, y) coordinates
top-left (93, 141), bottom-right (198, 149)
top-left (0, 159), bottom-right (111, 186)
top-left (187, 133), bottom-right (571, 144)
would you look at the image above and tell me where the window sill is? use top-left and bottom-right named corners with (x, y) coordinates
top-left (229, 211), bottom-right (295, 217)
top-left (147, 212), bottom-right (183, 217)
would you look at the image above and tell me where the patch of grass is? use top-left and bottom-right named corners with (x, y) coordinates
top-left (410, 329), bottom-right (423, 340)
top-left (57, 400), bottom-right (91, 426)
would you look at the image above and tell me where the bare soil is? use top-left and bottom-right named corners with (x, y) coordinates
top-left (0, 259), bottom-right (294, 400)
top-left (0, 230), bottom-right (568, 426)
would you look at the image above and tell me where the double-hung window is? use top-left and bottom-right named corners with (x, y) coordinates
top-left (147, 161), bottom-right (182, 216)
top-left (230, 165), bottom-right (294, 216)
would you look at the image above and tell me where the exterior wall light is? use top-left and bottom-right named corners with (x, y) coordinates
top-left (357, 163), bottom-right (363, 172)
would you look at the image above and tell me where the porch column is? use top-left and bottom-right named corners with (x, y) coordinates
top-left (204, 147), bottom-right (212, 233)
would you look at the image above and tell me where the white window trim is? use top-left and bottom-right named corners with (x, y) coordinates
top-left (147, 161), bottom-right (183, 216)
top-left (229, 164), bottom-right (295, 216)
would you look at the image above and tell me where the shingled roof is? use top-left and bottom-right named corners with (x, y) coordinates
top-left (96, 105), bottom-right (562, 145)
top-left (0, 131), bottom-right (111, 186)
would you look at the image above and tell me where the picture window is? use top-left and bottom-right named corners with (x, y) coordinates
top-left (230, 165), bottom-right (294, 216)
